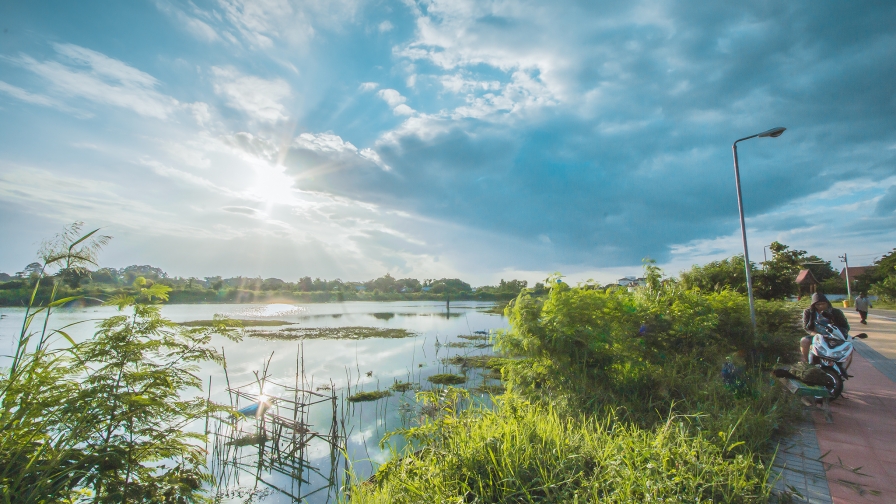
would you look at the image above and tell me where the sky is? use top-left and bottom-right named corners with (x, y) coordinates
top-left (0, 0), bottom-right (894, 287)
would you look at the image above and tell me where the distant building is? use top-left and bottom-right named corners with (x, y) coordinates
top-left (839, 266), bottom-right (874, 285)
top-left (795, 269), bottom-right (819, 297)
top-left (617, 277), bottom-right (647, 287)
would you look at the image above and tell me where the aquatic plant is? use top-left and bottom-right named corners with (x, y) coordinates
top-left (426, 374), bottom-right (467, 386)
top-left (348, 390), bottom-right (392, 402)
top-left (390, 381), bottom-right (415, 393)
top-left (248, 326), bottom-right (416, 340)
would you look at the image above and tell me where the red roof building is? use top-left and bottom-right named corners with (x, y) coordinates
top-left (795, 269), bottom-right (819, 296)
top-left (839, 266), bottom-right (874, 283)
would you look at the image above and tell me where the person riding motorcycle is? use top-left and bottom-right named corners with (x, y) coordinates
top-left (800, 292), bottom-right (850, 367)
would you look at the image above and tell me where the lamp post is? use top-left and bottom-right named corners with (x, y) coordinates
top-left (732, 126), bottom-right (786, 335)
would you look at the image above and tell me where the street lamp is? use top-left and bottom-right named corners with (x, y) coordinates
top-left (732, 127), bottom-right (786, 335)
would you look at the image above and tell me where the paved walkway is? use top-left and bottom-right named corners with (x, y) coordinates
top-left (804, 310), bottom-right (896, 503)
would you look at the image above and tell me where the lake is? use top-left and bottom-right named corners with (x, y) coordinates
top-left (0, 301), bottom-right (508, 502)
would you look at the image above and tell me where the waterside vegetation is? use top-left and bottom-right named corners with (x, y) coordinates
top-left (349, 263), bottom-right (805, 502)
top-left (0, 264), bottom-right (538, 306)
top-left (0, 224), bottom-right (239, 503)
top-left (4, 223), bottom-right (882, 502)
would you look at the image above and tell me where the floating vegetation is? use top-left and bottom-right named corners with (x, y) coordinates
top-left (225, 433), bottom-right (268, 447)
top-left (445, 341), bottom-right (472, 348)
top-left (390, 381), bottom-right (415, 393)
top-left (347, 390), bottom-right (392, 402)
top-left (472, 384), bottom-right (505, 395)
top-left (427, 374), bottom-right (467, 386)
top-left (248, 326), bottom-right (416, 340)
top-left (457, 334), bottom-right (489, 341)
top-left (372, 312), bottom-right (395, 320)
top-left (478, 303), bottom-right (508, 314)
top-left (482, 369), bottom-right (503, 380)
top-left (441, 355), bottom-right (494, 368)
top-left (180, 319), bottom-right (292, 327)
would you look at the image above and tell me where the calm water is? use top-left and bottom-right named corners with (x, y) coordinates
top-left (0, 301), bottom-right (508, 502)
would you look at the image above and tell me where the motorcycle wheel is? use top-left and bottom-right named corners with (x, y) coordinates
top-left (818, 367), bottom-right (843, 400)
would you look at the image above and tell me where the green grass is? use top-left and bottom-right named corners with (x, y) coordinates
top-left (347, 390), bottom-right (392, 402)
top-left (427, 374), bottom-right (467, 386)
top-left (349, 398), bottom-right (774, 503)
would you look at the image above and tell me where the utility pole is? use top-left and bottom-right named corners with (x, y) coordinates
top-left (839, 253), bottom-right (851, 302)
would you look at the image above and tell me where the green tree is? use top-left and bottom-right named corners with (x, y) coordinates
top-left (869, 248), bottom-right (896, 301)
top-left (679, 256), bottom-right (750, 294)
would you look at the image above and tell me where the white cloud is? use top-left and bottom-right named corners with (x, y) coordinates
top-left (378, 20), bottom-right (393, 32)
top-left (211, 66), bottom-right (291, 123)
top-left (0, 80), bottom-right (90, 116)
top-left (392, 104), bottom-right (414, 116)
top-left (440, 74), bottom-right (501, 94)
top-left (216, 0), bottom-right (361, 50)
top-left (141, 158), bottom-right (243, 198)
top-left (359, 148), bottom-right (392, 171)
top-left (377, 89), bottom-right (406, 108)
top-left (377, 88), bottom-right (416, 116)
top-left (188, 102), bottom-right (212, 127)
top-left (13, 44), bottom-right (179, 119)
top-left (293, 132), bottom-right (359, 154)
top-left (153, 0), bottom-right (221, 43)
top-left (359, 82), bottom-right (379, 91)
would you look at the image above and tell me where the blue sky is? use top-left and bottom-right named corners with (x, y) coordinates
top-left (1, 0), bottom-right (894, 286)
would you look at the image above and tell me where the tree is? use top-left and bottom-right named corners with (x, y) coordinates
top-left (368, 273), bottom-right (399, 293)
top-left (754, 242), bottom-right (835, 300)
top-left (869, 248), bottom-right (896, 301)
top-left (297, 276), bottom-right (313, 292)
top-left (679, 256), bottom-right (751, 294)
top-left (19, 262), bottom-right (43, 280)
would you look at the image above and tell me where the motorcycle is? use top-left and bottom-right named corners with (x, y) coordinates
top-left (809, 319), bottom-right (867, 399)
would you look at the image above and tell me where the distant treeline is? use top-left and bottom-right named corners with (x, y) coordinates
top-left (0, 265), bottom-right (543, 306)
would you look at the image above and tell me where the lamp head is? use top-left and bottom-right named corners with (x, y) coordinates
top-left (757, 127), bottom-right (786, 138)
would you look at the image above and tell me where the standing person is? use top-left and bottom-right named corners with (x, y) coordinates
top-left (800, 292), bottom-right (850, 364)
top-left (855, 293), bottom-right (872, 325)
